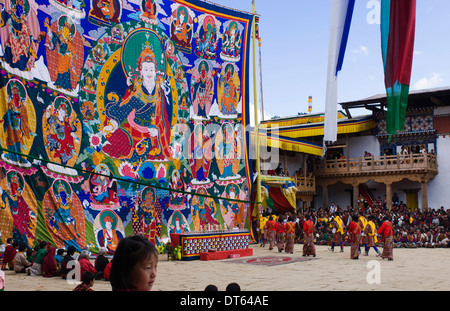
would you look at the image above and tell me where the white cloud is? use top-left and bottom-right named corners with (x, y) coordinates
top-left (413, 72), bottom-right (444, 90)
top-left (249, 102), bottom-right (272, 126)
top-left (349, 46), bottom-right (369, 62)
top-left (351, 45), bottom-right (369, 56)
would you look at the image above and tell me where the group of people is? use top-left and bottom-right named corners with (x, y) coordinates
top-left (204, 282), bottom-right (241, 291)
top-left (398, 144), bottom-right (431, 156)
top-left (259, 206), bottom-right (448, 261)
top-left (0, 235), bottom-right (160, 291)
top-left (257, 200), bottom-right (450, 262)
top-left (388, 205), bottom-right (450, 248)
top-left (326, 211), bottom-right (394, 260)
top-left (0, 238), bottom-right (112, 291)
top-left (258, 213), bottom-right (316, 258)
top-left (325, 203), bottom-right (450, 249)
top-left (266, 163), bottom-right (289, 177)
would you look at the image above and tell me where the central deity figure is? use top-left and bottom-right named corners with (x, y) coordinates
top-left (102, 41), bottom-right (172, 162)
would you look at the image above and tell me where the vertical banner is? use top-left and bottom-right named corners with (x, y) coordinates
top-left (324, 0), bottom-right (355, 144)
top-left (381, 0), bottom-right (416, 135)
top-left (0, 0), bottom-right (253, 252)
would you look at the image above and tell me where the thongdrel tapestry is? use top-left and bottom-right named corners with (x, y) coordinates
top-left (0, 0), bottom-right (253, 254)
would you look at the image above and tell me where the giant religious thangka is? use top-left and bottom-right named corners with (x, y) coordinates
top-left (0, 0), bottom-right (253, 254)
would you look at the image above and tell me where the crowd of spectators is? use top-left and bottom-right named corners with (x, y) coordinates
top-left (265, 202), bottom-right (450, 249)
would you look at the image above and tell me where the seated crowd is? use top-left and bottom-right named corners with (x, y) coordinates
top-left (0, 239), bottom-right (112, 291)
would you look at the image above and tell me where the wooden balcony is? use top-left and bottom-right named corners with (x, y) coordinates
top-left (314, 153), bottom-right (438, 177)
top-left (294, 175), bottom-right (316, 194)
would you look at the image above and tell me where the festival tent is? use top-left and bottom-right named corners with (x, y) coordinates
top-left (260, 176), bottom-right (297, 214)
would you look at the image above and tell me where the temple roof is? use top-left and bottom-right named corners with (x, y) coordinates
top-left (339, 87), bottom-right (450, 117)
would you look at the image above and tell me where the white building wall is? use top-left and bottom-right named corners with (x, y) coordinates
top-left (285, 152), bottom-right (304, 177)
top-left (428, 135), bottom-right (450, 209)
top-left (327, 182), bottom-right (352, 210)
top-left (347, 135), bottom-right (380, 158)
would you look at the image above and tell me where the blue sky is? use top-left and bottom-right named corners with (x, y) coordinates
top-left (210, 0), bottom-right (450, 121)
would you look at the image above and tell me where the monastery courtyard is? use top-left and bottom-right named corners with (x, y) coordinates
top-left (4, 244), bottom-right (450, 291)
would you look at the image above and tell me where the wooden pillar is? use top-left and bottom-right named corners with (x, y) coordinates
top-left (421, 181), bottom-right (428, 212)
top-left (386, 182), bottom-right (392, 211)
top-left (303, 155), bottom-right (307, 178)
top-left (284, 152), bottom-right (288, 176)
top-left (353, 183), bottom-right (359, 210)
top-left (323, 185), bottom-right (329, 210)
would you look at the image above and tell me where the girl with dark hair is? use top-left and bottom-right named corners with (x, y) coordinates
top-left (110, 235), bottom-right (158, 291)
top-left (73, 271), bottom-right (95, 291)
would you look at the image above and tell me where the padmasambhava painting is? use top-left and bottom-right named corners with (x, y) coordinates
top-left (0, 0), bottom-right (253, 252)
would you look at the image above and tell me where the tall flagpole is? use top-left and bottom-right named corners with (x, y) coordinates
top-left (258, 21), bottom-right (265, 122)
top-left (252, 0), bottom-right (262, 215)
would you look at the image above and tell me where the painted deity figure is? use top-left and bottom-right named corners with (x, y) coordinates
top-left (195, 15), bottom-right (219, 59)
top-left (139, 188), bottom-right (162, 245)
top-left (44, 16), bottom-right (80, 92)
top-left (102, 42), bottom-right (172, 162)
top-left (44, 179), bottom-right (86, 250)
top-left (49, 181), bottom-right (77, 234)
top-left (191, 187), bottom-right (219, 231)
top-left (1, 80), bottom-right (34, 163)
top-left (215, 123), bottom-right (242, 179)
top-left (89, 164), bottom-right (118, 205)
top-left (169, 170), bottom-right (185, 207)
top-left (0, 171), bottom-right (36, 246)
top-left (140, 0), bottom-right (157, 25)
top-left (165, 39), bottom-right (178, 63)
top-left (44, 97), bottom-right (80, 166)
top-left (82, 101), bottom-right (95, 122)
top-left (89, 0), bottom-right (121, 26)
top-left (168, 210), bottom-right (189, 235)
top-left (178, 93), bottom-right (190, 123)
top-left (0, 0), bottom-right (41, 72)
top-left (97, 212), bottom-right (123, 254)
top-left (170, 5), bottom-right (192, 53)
top-left (170, 212), bottom-right (184, 234)
top-left (190, 60), bottom-right (214, 119)
top-left (189, 124), bottom-right (212, 183)
top-left (92, 43), bottom-right (106, 65)
top-left (82, 72), bottom-right (96, 94)
top-left (218, 64), bottom-right (240, 116)
top-left (111, 24), bottom-right (124, 44)
top-left (220, 184), bottom-right (245, 229)
top-left (220, 21), bottom-right (242, 62)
